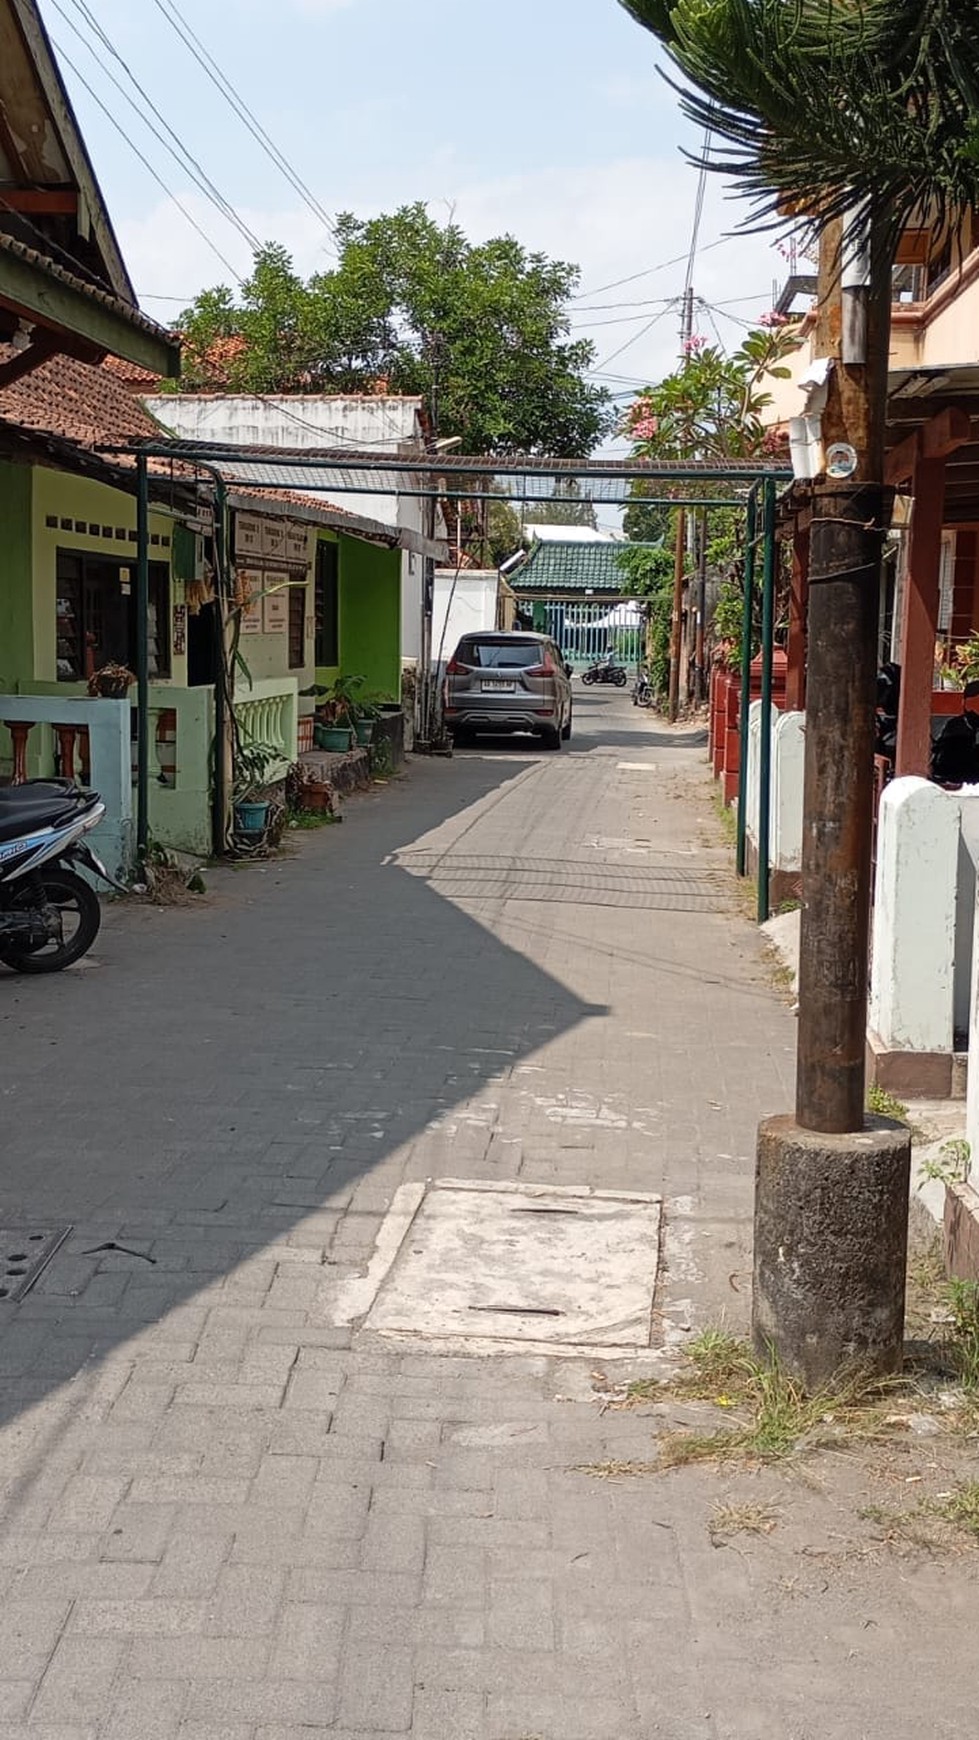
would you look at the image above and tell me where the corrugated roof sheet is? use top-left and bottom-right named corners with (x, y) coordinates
top-left (508, 539), bottom-right (627, 594)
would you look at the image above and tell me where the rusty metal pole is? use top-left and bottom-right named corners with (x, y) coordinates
top-left (795, 482), bottom-right (886, 1131)
top-left (795, 217), bottom-right (894, 1131)
top-left (752, 219), bottom-right (912, 1386)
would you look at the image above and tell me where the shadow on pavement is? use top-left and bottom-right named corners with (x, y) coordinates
top-left (0, 754), bottom-right (601, 1435)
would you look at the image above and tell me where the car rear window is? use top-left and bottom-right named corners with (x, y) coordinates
top-left (454, 638), bottom-right (543, 669)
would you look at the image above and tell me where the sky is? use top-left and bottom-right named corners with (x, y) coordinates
top-left (38, 0), bottom-right (785, 406)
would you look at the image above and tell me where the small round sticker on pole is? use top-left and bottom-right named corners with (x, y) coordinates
top-left (826, 442), bottom-right (858, 479)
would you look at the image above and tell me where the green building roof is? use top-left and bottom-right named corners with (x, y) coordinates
top-left (509, 538), bottom-right (627, 595)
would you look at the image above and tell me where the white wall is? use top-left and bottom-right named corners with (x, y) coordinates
top-left (432, 572), bottom-right (498, 669)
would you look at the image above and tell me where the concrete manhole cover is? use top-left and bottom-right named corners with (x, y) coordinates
top-left (344, 1179), bottom-right (662, 1354)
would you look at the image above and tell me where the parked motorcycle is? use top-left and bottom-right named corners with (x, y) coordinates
top-left (581, 654), bottom-right (628, 688)
top-left (875, 661), bottom-right (979, 784)
top-left (0, 780), bottom-right (121, 973)
top-left (632, 667), bottom-right (653, 708)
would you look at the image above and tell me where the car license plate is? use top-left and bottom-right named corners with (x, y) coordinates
top-left (481, 680), bottom-right (515, 692)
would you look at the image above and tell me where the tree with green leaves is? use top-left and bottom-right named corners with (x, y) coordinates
top-left (620, 321), bottom-right (798, 685)
top-left (171, 206), bottom-right (613, 457)
top-left (523, 479), bottom-right (598, 529)
top-left (618, 1), bottom-right (979, 254)
top-left (623, 324), bottom-right (799, 466)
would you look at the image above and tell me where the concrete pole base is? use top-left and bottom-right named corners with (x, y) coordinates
top-left (752, 1113), bottom-right (912, 1390)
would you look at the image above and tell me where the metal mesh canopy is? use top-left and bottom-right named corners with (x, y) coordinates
top-left (100, 439), bottom-right (791, 506)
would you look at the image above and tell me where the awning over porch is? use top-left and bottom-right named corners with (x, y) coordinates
top-left (0, 0), bottom-right (179, 383)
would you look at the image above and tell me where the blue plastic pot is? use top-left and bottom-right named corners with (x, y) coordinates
top-left (234, 799), bottom-right (270, 834)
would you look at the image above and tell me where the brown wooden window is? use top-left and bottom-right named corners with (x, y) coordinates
top-left (289, 583), bottom-right (306, 670)
top-left (56, 550), bottom-right (171, 681)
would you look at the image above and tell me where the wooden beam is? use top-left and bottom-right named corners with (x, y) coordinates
top-left (0, 329), bottom-right (60, 388)
top-left (885, 430), bottom-right (919, 486)
top-left (0, 247), bottom-right (180, 378)
top-left (922, 405), bottom-right (972, 459)
top-left (0, 188), bottom-right (78, 215)
top-left (885, 405), bottom-right (973, 485)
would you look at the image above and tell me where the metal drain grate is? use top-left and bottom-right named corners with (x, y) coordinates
top-left (0, 1226), bottom-right (72, 1302)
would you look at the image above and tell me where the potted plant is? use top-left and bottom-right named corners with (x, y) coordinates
top-left (314, 674), bottom-right (364, 752)
top-left (88, 662), bottom-right (136, 699)
top-left (232, 737), bottom-right (281, 836)
top-left (351, 685), bottom-right (386, 747)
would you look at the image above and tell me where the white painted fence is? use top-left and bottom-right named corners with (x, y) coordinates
top-left (870, 780), bottom-right (979, 1103)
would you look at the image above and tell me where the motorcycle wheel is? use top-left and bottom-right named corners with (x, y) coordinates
top-left (581, 670), bottom-right (596, 685)
top-left (0, 866), bottom-right (101, 973)
top-left (613, 670), bottom-right (628, 688)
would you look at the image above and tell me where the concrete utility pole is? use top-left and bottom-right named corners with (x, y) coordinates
top-left (752, 216), bottom-right (912, 1388)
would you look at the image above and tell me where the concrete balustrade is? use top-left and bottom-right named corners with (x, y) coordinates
top-left (0, 695), bottom-right (132, 879)
top-left (0, 675), bottom-right (298, 865)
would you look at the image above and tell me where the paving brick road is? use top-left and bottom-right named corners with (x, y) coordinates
top-left (0, 690), bottom-right (972, 1739)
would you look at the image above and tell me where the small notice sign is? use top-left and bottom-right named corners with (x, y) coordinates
top-left (263, 585), bottom-right (289, 634)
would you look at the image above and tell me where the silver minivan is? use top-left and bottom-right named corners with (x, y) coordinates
top-left (443, 631), bottom-right (573, 749)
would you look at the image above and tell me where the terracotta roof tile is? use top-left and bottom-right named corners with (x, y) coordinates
top-left (101, 354), bottom-right (166, 391)
top-left (0, 352), bottom-right (399, 543)
top-left (0, 348), bottom-right (164, 448)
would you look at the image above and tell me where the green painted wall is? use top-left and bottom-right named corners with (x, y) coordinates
top-left (329, 534), bottom-right (401, 700)
top-left (0, 461), bottom-right (33, 691)
top-left (31, 467), bottom-right (181, 685)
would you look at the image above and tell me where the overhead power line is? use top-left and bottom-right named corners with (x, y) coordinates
top-left (593, 302), bottom-right (676, 373)
top-left (572, 234), bottom-right (732, 302)
top-left (51, 0), bottom-right (261, 254)
top-left (151, 0), bottom-right (337, 246)
top-left (50, 37), bottom-right (244, 281)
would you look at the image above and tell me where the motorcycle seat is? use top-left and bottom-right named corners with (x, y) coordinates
top-left (0, 798), bottom-right (90, 844)
top-left (0, 780), bottom-right (84, 805)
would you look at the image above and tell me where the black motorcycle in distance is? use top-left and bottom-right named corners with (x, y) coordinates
top-left (581, 654), bottom-right (628, 688)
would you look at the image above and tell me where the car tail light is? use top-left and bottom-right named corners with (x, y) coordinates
top-left (524, 658), bottom-right (553, 676)
top-left (446, 658), bottom-right (469, 676)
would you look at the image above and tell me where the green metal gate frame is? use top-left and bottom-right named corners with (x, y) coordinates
top-left (735, 476), bottom-right (780, 924)
top-left (114, 443), bottom-right (788, 897)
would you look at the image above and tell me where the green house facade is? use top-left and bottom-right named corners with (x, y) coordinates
top-left (0, 357), bottom-right (405, 859)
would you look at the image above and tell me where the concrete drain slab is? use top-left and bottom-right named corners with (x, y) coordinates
top-left (347, 1179), bottom-right (662, 1355)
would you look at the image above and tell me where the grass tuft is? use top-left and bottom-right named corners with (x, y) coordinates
top-left (621, 1330), bottom-right (898, 1469)
top-left (928, 1482), bottom-right (979, 1538)
top-left (709, 1501), bottom-right (779, 1540)
top-left (866, 1082), bottom-right (909, 1122)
